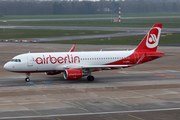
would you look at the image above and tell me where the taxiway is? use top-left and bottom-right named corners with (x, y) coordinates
top-left (0, 43), bottom-right (179, 119)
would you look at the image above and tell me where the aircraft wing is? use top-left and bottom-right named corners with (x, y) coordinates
top-left (55, 64), bottom-right (130, 70)
top-left (81, 65), bottom-right (129, 69)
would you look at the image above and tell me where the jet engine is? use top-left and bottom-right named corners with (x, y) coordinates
top-left (64, 69), bottom-right (82, 80)
top-left (45, 71), bottom-right (61, 75)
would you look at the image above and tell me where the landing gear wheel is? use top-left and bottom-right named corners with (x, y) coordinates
top-left (25, 77), bottom-right (30, 82)
top-left (87, 75), bottom-right (94, 81)
top-left (25, 73), bottom-right (30, 82)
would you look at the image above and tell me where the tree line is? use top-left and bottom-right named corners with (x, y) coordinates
top-left (0, 1), bottom-right (179, 15)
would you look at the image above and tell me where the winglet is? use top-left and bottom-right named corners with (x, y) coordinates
top-left (69, 44), bottom-right (76, 52)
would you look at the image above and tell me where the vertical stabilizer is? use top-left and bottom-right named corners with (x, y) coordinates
top-left (135, 23), bottom-right (162, 52)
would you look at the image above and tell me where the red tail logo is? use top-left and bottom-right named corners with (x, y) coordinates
top-left (135, 23), bottom-right (162, 52)
top-left (146, 27), bottom-right (161, 48)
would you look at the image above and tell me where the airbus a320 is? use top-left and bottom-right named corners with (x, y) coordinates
top-left (4, 23), bottom-right (165, 82)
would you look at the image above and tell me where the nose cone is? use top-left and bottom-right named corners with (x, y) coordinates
top-left (4, 62), bottom-right (12, 71)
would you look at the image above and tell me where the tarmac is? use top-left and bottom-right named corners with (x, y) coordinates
top-left (0, 43), bottom-right (179, 119)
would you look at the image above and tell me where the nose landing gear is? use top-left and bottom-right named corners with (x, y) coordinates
top-left (25, 73), bottom-right (30, 82)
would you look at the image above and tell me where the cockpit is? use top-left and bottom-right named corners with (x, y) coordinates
top-left (10, 59), bottom-right (21, 62)
top-left (4, 54), bottom-right (27, 72)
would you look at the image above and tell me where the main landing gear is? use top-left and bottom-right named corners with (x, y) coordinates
top-left (25, 73), bottom-right (30, 82)
top-left (87, 75), bottom-right (94, 81)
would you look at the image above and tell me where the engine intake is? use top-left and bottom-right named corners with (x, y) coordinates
top-left (64, 69), bottom-right (82, 80)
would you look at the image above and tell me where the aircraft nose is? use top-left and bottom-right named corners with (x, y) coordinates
top-left (4, 62), bottom-right (12, 71)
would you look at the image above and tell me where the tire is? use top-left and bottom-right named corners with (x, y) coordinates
top-left (87, 76), bottom-right (94, 81)
top-left (25, 77), bottom-right (30, 82)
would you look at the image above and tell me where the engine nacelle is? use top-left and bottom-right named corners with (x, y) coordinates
top-left (45, 71), bottom-right (61, 75)
top-left (64, 69), bottom-right (82, 80)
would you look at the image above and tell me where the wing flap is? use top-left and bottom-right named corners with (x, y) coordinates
top-left (55, 64), bottom-right (130, 70)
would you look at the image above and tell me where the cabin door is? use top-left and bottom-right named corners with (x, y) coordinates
top-left (27, 56), bottom-right (33, 67)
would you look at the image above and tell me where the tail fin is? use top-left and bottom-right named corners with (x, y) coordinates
top-left (135, 23), bottom-right (162, 52)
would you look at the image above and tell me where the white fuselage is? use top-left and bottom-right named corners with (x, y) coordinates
top-left (4, 50), bottom-right (134, 73)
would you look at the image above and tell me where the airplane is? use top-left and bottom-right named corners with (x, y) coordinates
top-left (4, 23), bottom-right (165, 82)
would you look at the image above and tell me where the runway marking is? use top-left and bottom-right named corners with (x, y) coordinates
top-left (57, 118), bottom-right (61, 120)
top-left (42, 81), bottom-right (53, 84)
top-left (164, 76), bottom-right (179, 78)
top-left (119, 70), bottom-right (180, 75)
top-left (26, 82), bottom-right (36, 85)
top-left (153, 74), bottom-right (167, 76)
top-left (128, 114), bottom-right (144, 120)
top-left (1, 107), bottom-right (180, 119)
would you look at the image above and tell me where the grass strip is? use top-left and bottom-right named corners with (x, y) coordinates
top-left (45, 33), bottom-right (180, 45)
top-left (0, 29), bottom-right (121, 39)
top-left (1, 18), bottom-right (180, 28)
top-left (0, 13), bottom-right (180, 19)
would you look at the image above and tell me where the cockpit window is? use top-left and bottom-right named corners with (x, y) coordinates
top-left (10, 59), bottom-right (21, 62)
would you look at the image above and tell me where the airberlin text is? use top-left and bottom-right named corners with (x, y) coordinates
top-left (36, 54), bottom-right (80, 64)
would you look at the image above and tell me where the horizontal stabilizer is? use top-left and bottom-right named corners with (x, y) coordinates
top-left (147, 54), bottom-right (174, 57)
